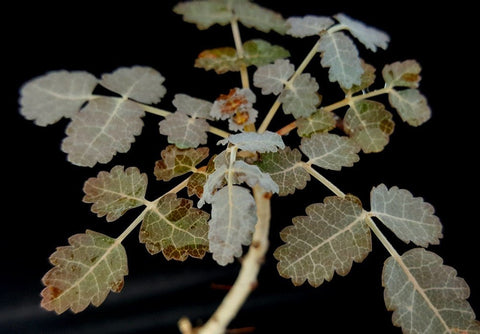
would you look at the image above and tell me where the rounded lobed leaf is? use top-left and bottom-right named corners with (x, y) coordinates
top-left (19, 70), bottom-right (97, 126)
top-left (41, 230), bottom-right (128, 314)
top-left (83, 165), bottom-right (148, 222)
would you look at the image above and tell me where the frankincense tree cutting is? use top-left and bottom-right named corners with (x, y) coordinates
top-left (18, 1), bottom-right (479, 333)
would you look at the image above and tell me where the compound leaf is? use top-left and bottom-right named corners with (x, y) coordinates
top-left (334, 13), bottom-right (389, 52)
top-left (296, 108), bottom-right (336, 138)
top-left (253, 59), bottom-right (295, 95)
top-left (274, 196), bottom-right (371, 287)
top-left (286, 15), bottom-right (335, 38)
top-left (19, 70), bottom-right (97, 126)
top-left (217, 130), bottom-right (285, 153)
top-left (382, 60), bottom-right (422, 88)
top-left (140, 194), bottom-right (209, 261)
top-left (300, 133), bottom-right (360, 171)
top-left (159, 111), bottom-right (210, 149)
top-left (343, 100), bottom-right (395, 153)
top-left (173, 1), bottom-right (232, 29)
top-left (41, 230), bottom-right (128, 314)
top-left (280, 73), bottom-right (321, 119)
top-left (208, 185), bottom-right (257, 266)
top-left (100, 66), bottom-right (166, 104)
top-left (318, 31), bottom-right (363, 89)
top-left (154, 145), bottom-right (209, 182)
top-left (388, 88), bottom-right (431, 126)
top-left (256, 147), bottom-right (310, 196)
top-left (61, 97), bottom-right (145, 167)
top-left (370, 184), bottom-right (443, 247)
top-left (383, 248), bottom-right (480, 333)
top-left (83, 165), bottom-right (148, 222)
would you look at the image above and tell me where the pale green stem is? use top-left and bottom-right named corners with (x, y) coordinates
top-left (300, 162), bottom-right (345, 198)
top-left (231, 17), bottom-right (249, 89)
top-left (258, 38), bottom-right (322, 134)
top-left (364, 215), bottom-right (401, 260)
top-left (115, 177), bottom-right (190, 244)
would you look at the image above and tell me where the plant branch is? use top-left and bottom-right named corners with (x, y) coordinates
top-left (300, 162), bottom-right (345, 198)
top-left (276, 86), bottom-right (393, 136)
top-left (179, 184), bottom-right (271, 334)
top-left (258, 38), bottom-right (321, 134)
top-left (231, 17), bottom-right (249, 89)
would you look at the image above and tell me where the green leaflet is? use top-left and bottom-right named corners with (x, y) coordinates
top-left (174, 0), bottom-right (287, 34)
top-left (195, 39), bottom-right (290, 74)
top-left (41, 230), bottom-right (128, 314)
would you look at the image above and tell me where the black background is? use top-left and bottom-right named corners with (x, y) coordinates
top-left (3, 1), bottom-right (479, 333)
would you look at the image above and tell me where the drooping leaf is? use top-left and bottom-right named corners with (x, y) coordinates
top-left (318, 31), bottom-right (363, 89)
top-left (19, 70), bottom-right (97, 126)
top-left (195, 39), bottom-right (290, 74)
top-left (154, 145), bottom-right (209, 182)
top-left (382, 60), bottom-right (422, 88)
top-left (99, 66), bottom-right (166, 104)
top-left (343, 100), bottom-right (395, 153)
top-left (300, 133), bottom-right (361, 171)
top-left (233, 0), bottom-right (287, 34)
top-left (274, 196), bottom-right (371, 287)
top-left (83, 166), bottom-right (148, 222)
top-left (159, 111), bottom-right (210, 149)
top-left (388, 88), bottom-right (431, 126)
top-left (370, 184), bottom-right (443, 247)
top-left (253, 59), bottom-right (295, 95)
top-left (208, 185), bottom-right (257, 266)
top-left (256, 147), bottom-right (310, 196)
top-left (217, 130), bottom-right (285, 153)
top-left (172, 93), bottom-right (213, 120)
top-left (139, 194), bottom-right (209, 261)
top-left (173, 1), bottom-right (232, 30)
top-left (296, 108), bottom-right (336, 138)
top-left (232, 160), bottom-right (279, 194)
top-left (334, 13), bottom-right (389, 52)
top-left (286, 15), bottom-right (335, 38)
top-left (383, 248), bottom-right (480, 333)
top-left (280, 73), bottom-right (321, 119)
top-left (41, 230), bottom-right (128, 314)
top-left (61, 97), bottom-right (145, 167)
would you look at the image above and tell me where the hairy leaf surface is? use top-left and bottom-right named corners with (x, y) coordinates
top-left (159, 112), bottom-right (210, 149)
top-left (19, 70), bottom-right (97, 126)
top-left (83, 166), bottom-right (147, 222)
top-left (62, 97), bottom-right (145, 167)
top-left (318, 31), bottom-right (363, 89)
top-left (286, 15), bottom-right (334, 38)
top-left (41, 230), bottom-right (128, 314)
top-left (280, 73), bottom-right (321, 119)
top-left (173, 1), bottom-right (232, 29)
top-left (274, 196), bottom-right (371, 287)
top-left (300, 133), bottom-right (360, 171)
top-left (233, 0), bottom-right (287, 34)
top-left (217, 131), bottom-right (285, 153)
top-left (383, 248), bottom-right (480, 333)
top-left (342, 61), bottom-right (376, 95)
top-left (253, 59), bottom-right (295, 95)
top-left (173, 94), bottom-right (213, 120)
top-left (100, 66), bottom-right (166, 104)
top-left (296, 109), bottom-right (336, 137)
top-left (388, 88), bottom-right (431, 126)
top-left (209, 185), bottom-right (257, 266)
top-left (154, 145), bottom-right (209, 182)
top-left (232, 160), bottom-right (279, 194)
top-left (382, 60), bottom-right (422, 88)
top-left (256, 147), bottom-right (310, 196)
top-left (343, 100), bottom-right (394, 153)
top-left (334, 13), bottom-right (389, 52)
top-left (195, 39), bottom-right (290, 74)
top-left (370, 184), bottom-right (443, 247)
top-left (140, 194), bottom-right (209, 261)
